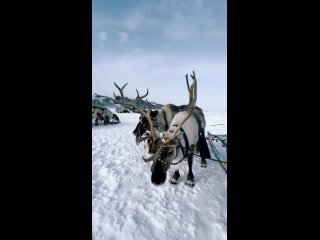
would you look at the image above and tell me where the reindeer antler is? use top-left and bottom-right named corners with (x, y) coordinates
top-left (113, 83), bottom-right (128, 99)
top-left (143, 71), bottom-right (197, 162)
top-left (113, 82), bottom-right (156, 140)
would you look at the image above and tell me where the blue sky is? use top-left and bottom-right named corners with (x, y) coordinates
top-left (93, 0), bottom-right (227, 112)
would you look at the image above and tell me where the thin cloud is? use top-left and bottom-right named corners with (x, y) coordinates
top-left (98, 31), bottom-right (107, 41)
top-left (92, 0), bottom-right (227, 111)
top-left (118, 32), bottom-right (129, 43)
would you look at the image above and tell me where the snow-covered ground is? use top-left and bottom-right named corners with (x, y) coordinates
top-left (92, 109), bottom-right (227, 240)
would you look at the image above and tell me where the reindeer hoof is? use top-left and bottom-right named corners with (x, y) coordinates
top-left (185, 180), bottom-right (195, 187)
top-left (169, 178), bottom-right (178, 185)
top-left (201, 163), bottom-right (207, 168)
top-left (200, 160), bottom-right (207, 168)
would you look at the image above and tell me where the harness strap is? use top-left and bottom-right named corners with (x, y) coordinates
top-left (170, 127), bottom-right (189, 165)
top-left (180, 128), bottom-right (189, 155)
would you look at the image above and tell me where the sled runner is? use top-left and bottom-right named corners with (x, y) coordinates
top-left (92, 118), bottom-right (121, 125)
top-left (109, 119), bottom-right (121, 124)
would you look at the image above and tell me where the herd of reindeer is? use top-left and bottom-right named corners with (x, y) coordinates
top-left (92, 71), bottom-right (212, 187)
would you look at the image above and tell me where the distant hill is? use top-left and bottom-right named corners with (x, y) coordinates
top-left (92, 93), bottom-right (163, 110)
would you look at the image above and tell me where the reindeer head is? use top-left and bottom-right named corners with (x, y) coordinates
top-left (143, 71), bottom-right (198, 186)
top-left (132, 110), bottom-right (159, 145)
top-left (112, 114), bottom-right (119, 122)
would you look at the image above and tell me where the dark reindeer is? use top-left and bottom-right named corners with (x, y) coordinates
top-left (114, 71), bottom-right (206, 187)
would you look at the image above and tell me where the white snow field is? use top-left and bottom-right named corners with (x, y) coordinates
top-left (92, 109), bottom-right (227, 240)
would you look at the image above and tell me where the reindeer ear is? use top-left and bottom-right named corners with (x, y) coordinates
top-left (151, 110), bottom-right (158, 118)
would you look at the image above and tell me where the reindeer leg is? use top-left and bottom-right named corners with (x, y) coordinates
top-left (95, 118), bottom-right (99, 126)
top-left (185, 145), bottom-right (195, 187)
top-left (199, 128), bottom-right (209, 168)
top-left (169, 170), bottom-right (180, 185)
top-left (104, 116), bottom-right (109, 125)
top-left (200, 158), bottom-right (207, 168)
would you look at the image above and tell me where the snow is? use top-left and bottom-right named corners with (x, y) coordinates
top-left (92, 109), bottom-right (227, 240)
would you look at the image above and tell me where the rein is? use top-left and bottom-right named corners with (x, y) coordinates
top-left (191, 153), bottom-right (227, 164)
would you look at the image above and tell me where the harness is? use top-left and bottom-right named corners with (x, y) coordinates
top-left (143, 110), bottom-right (202, 166)
top-left (157, 126), bottom-right (190, 166)
top-left (170, 128), bottom-right (190, 165)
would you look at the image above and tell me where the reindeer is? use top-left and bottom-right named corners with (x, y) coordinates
top-left (132, 104), bottom-right (210, 168)
top-left (92, 107), bottom-right (119, 125)
top-left (131, 84), bottom-right (210, 168)
top-left (113, 71), bottom-right (206, 187)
